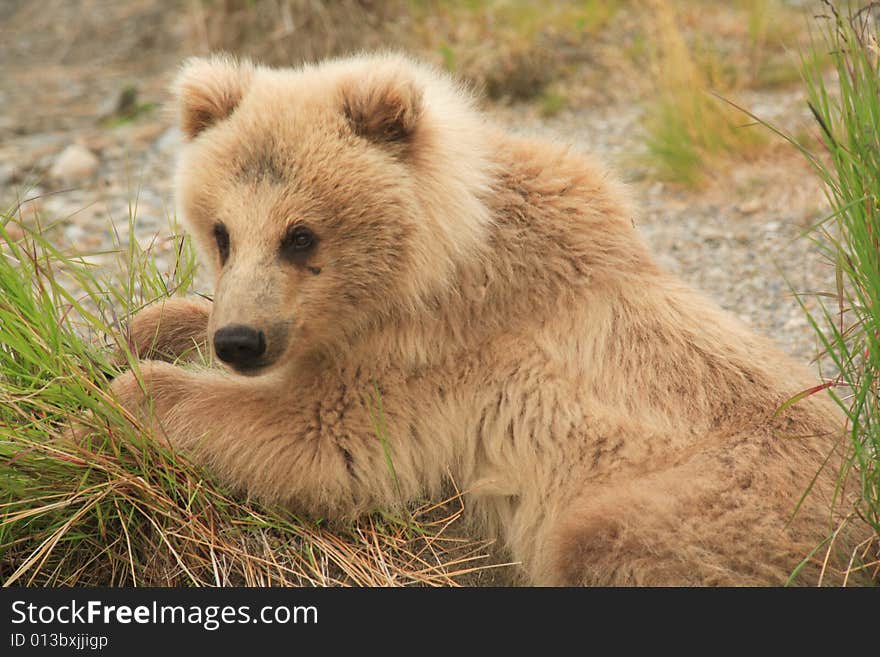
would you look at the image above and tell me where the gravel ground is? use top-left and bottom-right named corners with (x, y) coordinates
top-left (1, 7), bottom-right (836, 367)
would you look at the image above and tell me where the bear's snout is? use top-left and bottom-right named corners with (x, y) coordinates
top-left (213, 324), bottom-right (267, 370)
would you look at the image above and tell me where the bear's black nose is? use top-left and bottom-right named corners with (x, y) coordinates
top-left (213, 325), bottom-right (266, 368)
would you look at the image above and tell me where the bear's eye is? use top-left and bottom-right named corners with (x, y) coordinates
top-left (213, 223), bottom-right (230, 265)
top-left (281, 224), bottom-right (316, 256)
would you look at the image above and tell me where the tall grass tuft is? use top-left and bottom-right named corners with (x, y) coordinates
top-left (786, 1), bottom-right (880, 576)
top-left (0, 205), bottom-right (500, 586)
top-left (641, 0), bottom-right (766, 186)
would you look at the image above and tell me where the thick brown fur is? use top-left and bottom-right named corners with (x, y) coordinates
top-left (113, 53), bottom-right (868, 586)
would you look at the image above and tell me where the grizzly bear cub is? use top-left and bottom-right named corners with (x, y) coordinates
top-left (112, 53), bottom-right (863, 585)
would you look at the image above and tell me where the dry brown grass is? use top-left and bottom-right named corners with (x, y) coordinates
top-left (644, 0), bottom-right (780, 187)
top-left (183, 0), bottom-right (633, 103)
top-left (185, 0), bottom-right (408, 66)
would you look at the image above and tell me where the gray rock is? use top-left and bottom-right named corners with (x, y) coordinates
top-left (156, 127), bottom-right (181, 154)
top-left (49, 144), bottom-right (99, 185)
top-left (64, 223), bottom-right (86, 244)
top-left (0, 162), bottom-right (17, 186)
top-left (738, 199), bottom-right (764, 215)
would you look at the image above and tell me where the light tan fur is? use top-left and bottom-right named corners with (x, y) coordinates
top-left (114, 53), bottom-right (866, 586)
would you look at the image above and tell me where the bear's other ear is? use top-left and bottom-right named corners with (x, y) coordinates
top-left (342, 76), bottom-right (423, 146)
top-left (174, 56), bottom-right (254, 140)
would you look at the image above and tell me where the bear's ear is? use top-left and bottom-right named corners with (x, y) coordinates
top-left (174, 56), bottom-right (254, 140)
top-left (341, 76), bottom-right (423, 146)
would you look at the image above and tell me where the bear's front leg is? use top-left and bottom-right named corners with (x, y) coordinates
top-left (110, 361), bottom-right (406, 517)
top-left (122, 297), bottom-right (212, 363)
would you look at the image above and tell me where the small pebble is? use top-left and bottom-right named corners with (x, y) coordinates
top-left (0, 163), bottom-right (17, 186)
top-left (49, 144), bottom-right (100, 185)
